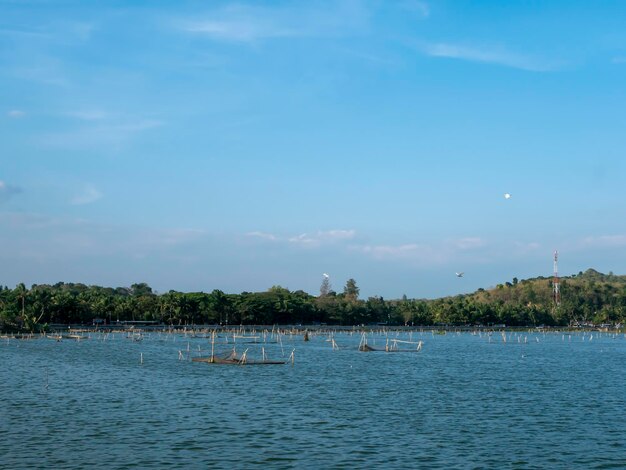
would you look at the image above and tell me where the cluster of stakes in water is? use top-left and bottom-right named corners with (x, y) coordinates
top-left (3, 325), bottom-right (623, 375)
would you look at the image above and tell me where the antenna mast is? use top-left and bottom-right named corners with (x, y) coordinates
top-left (553, 250), bottom-right (560, 306)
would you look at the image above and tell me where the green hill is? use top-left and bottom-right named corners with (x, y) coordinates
top-left (445, 268), bottom-right (626, 326)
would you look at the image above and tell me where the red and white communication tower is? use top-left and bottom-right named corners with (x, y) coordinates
top-left (553, 250), bottom-right (560, 306)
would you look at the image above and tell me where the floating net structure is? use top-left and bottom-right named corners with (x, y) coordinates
top-left (191, 332), bottom-right (290, 365)
top-left (358, 334), bottom-right (423, 353)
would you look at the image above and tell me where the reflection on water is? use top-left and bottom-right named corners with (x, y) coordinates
top-left (1, 330), bottom-right (625, 469)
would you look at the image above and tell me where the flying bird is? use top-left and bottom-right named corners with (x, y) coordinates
top-left (504, 193), bottom-right (511, 199)
top-left (455, 272), bottom-right (464, 277)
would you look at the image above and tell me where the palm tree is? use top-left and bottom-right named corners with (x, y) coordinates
top-left (15, 283), bottom-right (27, 318)
top-left (11, 283), bottom-right (31, 329)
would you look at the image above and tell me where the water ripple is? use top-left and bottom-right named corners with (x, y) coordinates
top-left (0, 331), bottom-right (624, 468)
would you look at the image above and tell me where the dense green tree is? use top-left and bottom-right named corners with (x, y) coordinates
top-left (2, 269), bottom-right (626, 332)
top-left (343, 279), bottom-right (359, 303)
top-left (131, 283), bottom-right (154, 297)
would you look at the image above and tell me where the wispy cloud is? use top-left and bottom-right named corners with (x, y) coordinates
top-left (353, 243), bottom-right (443, 262)
top-left (1, 212), bottom-right (64, 230)
top-left (7, 109), bottom-right (26, 118)
top-left (246, 230), bottom-right (488, 261)
top-left (246, 229), bottom-right (492, 266)
top-left (153, 228), bottom-right (208, 246)
top-left (512, 241), bottom-right (541, 254)
top-left (0, 180), bottom-right (22, 203)
top-left (183, 18), bottom-right (298, 42)
top-left (65, 21), bottom-right (94, 42)
top-left (246, 231), bottom-right (278, 241)
top-left (350, 236), bottom-right (489, 265)
top-left (246, 229), bottom-right (356, 247)
top-left (7, 62), bottom-right (69, 87)
top-left (40, 118), bottom-right (163, 150)
top-left (398, 0), bottom-right (430, 17)
top-left (0, 212), bottom-right (209, 262)
top-left (288, 230), bottom-right (356, 248)
top-left (1, 21), bottom-right (95, 90)
top-left (177, 2), bottom-right (369, 43)
top-left (417, 42), bottom-right (560, 72)
top-left (581, 234), bottom-right (626, 248)
top-left (0, 21), bottom-right (93, 43)
top-left (70, 184), bottom-right (103, 205)
top-left (453, 237), bottom-right (485, 250)
top-left (64, 110), bottom-right (109, 121)
top-left (289, 233), bottom-right (320, 247)
top-left (0, 27), bottom-right (51, 40)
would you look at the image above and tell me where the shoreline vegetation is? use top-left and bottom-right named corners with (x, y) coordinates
top-left (1, 269), bottom-right (625, 333)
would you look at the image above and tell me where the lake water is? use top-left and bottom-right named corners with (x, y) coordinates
top-left (1, 329), bottom-right (624, 469)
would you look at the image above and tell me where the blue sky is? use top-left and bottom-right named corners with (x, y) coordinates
top-left (2, 0), bottom-right (626, 298)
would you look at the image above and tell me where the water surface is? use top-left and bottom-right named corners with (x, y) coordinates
top-left (1, 330), bottom-right (624, 469)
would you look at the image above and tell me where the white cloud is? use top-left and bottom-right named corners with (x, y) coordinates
top-left (418, 42), bottom-right (559, 72)
top-left (70, 184), bottom-right (103, 205)
top-left (288, 233), bottom-right (317, 246)
top-left (318, 229), bottom-right (356, 241)
top-left (246, 231), bottom-right (278, 241)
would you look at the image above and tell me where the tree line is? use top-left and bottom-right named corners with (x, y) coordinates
top-left (1, 269), bottom-right (625, 332)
